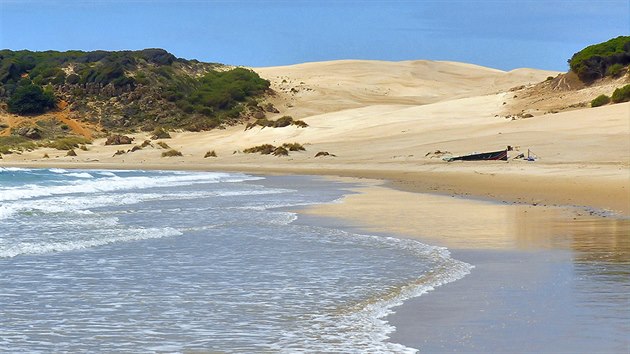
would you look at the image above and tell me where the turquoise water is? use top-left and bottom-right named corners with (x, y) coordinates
top-left (0, 168), bottom-right (471, 353)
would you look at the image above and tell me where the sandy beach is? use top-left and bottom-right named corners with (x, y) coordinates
top-left (299, 179), bottom-right (629, 352)
top-left (2, 59), bottom-right (629, 351)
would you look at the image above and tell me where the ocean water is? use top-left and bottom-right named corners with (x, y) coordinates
top-left (0, 168), bottom-right (472, 353)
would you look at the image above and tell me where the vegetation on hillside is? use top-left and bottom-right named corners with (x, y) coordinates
top-left (590, 94), bottom-right (610, 107)
top-left (589, 84), bottom-right (630, 107)
top-left (611, 84), bottom-right (630, 103)
top-left (164, 67), bottom-right (270, 129)
top-left (569, 36), bottom-right (630, 82)
top-left (0, 48), bottom-right (271, 135)
top-left (7, 83), bottom-right (56, 114)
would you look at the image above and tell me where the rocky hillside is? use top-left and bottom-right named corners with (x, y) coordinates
top-left (0, 49), bottom-right (273, 140)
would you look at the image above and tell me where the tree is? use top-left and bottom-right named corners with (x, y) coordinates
top-left (7, 83), bottom-right (56, 114)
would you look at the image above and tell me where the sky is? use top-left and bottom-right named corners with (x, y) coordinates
top-left (0, 0), bottom-right (628, 71)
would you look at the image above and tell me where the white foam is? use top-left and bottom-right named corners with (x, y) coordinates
top-left (331, 233), bottom-right (473, 353)
top-left (65, 172), bottom-right (94, 179)
top-left (0, 227), bottom-right (182, 258)
top-left (97, 171), bottom-right (118, 177)
top-left (0, 204), bottom-right (16, 220)
top-left (0, 167), bottom-right (34, 172)
top-left (0, 171), bottom-right (260, 202)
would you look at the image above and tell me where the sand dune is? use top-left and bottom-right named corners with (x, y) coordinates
top-left (255, 60), bottom-right (558, 118)
top-left (3, 59), bottom-right (628, 215)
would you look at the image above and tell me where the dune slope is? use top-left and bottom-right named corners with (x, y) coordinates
top-left (2, 59), bottom-right (629, 214)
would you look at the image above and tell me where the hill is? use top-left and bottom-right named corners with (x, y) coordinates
top-left (568, 36), bottom-right (630, 82)
top-left (0, 49), bottom-right (271, 139)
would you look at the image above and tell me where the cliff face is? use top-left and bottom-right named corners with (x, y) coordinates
top-left (0, 49), bottom-right (271, 138)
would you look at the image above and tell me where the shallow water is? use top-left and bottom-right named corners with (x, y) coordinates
top-left (0, 168), bottom-right (471, 353)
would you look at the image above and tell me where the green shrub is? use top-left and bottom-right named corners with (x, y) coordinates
top-left (611, 84), bottom-right (630, 103)
top-left (161, 149), bottom-right (182, 157)
top-left (591, 94), bottom-right (611, 107)
top-left (606, 63), bottom-right (624, 77)
top-left (0, 135), bottom-right (37, 153)
top-left (45, 136), bottom-right (92, 150)
top-left (66, 73), bottom-right (80, 84)
top-left (255, 118), bottom-right (274, 127)
top-left (7, 83), bottom-right (56, 114)
top-left (171, 67), bottom-right (270, 121)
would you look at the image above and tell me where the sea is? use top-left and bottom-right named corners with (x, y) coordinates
top-left (0, 167), bottom-right (472, 353)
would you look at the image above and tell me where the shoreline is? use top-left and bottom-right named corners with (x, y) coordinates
top-left (297, 177), bottom-right (630, 352)
top-left (3, 160), bottom-right (628, 218)
top-left (3, 164), bottom-right (629, 351)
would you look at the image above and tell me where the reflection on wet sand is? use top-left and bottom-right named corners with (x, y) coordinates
top-left (305, 185), bottom-right (630, 256)
top-left (306, 184), bottom-right (630, 352)
top-left (512, 207), bottom-right (630, 259)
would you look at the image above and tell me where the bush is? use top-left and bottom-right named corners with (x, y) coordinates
top-left (273, 116), bottom-right (294, 127)
top-left (243, 144), bottom-right (275, 155)
top-left (606, 63), bottom-right (624, 77)
top-left (66, 73), bottom-right (80, 85)
top-left (161, 149), bottom-right (182, 157)
top-left (156, 141), bottom-right (170, 149)
top-left (45, 136), bottom-right (92, 150)
top-left (611, 84), bottom-right (630, 103)
top-left (246, 116), bottom-right (307, 130)
top-left (151, 127), bottom-right (171, 139)
top-left (282, 142), bottom-right (305, 151)
top-left (204, 150), bottom-right (217, 158)
top-left (272, 146), bottom-right (289, 156)
top-left (7, 83), bottom-right (56, 114)
top-left (173, 67), bottom-right (270, 119)
top-left (315, 151), bottom-right (336, 157)
top-left (0, 135), bottom-right (37, 154)
top-left (293, 120), bottom-right (308, 128)
top-left (591, 94), bottom-right (611, 107)
top-left (255, 118), bottom-right (274, 127)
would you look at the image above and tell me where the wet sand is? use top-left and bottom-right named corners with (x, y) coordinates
top-left (303, 181), bottom-right (630, 353)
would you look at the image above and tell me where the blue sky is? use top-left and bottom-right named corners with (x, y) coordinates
top-left (0, 0), bottom-right (628, 71)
